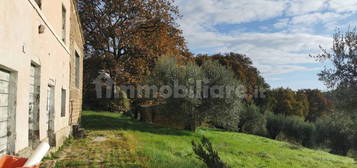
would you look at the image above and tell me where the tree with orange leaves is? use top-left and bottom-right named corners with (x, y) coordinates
top-left (79, 0), bottom-right (190, 111)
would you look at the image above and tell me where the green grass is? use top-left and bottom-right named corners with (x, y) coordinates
top-left (52, 111), bottom-right (356, 168)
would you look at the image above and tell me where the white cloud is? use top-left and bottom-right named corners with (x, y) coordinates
top-left (177, 0), bottom-right (287, 25)
top-left (175, 0), bottom-right (354, 77)
top-left (290, 12), bottom-right (349, 25)
top-left (285, 0), bottom-right (357, 15)
top-left (276, 12), bottom-right (352, 33)
top-left (329, 0), bottom-right (357, 13)
top-left (178, 21), bottom-right (234, 49)
top-left (286, 0), bottom-right (327, 16)
top-left (181, 30), bottom-right (332, 66)
top-left (257, 64), bottom-right (320, 76)
top-left (274, 18), bottom-right (289, 29)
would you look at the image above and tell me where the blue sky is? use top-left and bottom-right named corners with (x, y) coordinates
top-left (175, 0), bottom-right (357, 90)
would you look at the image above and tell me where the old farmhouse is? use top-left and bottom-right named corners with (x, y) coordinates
top-left (0, 0), bottom-right (84, 156)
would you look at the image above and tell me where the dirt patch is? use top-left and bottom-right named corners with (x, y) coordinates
top-left (41, 131), bottom-right (145, 168)
top-left (92, 136), bottom-right (107, 142)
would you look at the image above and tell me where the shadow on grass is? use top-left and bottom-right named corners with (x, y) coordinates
top-left (81, 113), bottom-right (193, 136)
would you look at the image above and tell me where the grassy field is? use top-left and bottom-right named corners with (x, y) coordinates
top-left (49, 111), bottom-right (356, 168)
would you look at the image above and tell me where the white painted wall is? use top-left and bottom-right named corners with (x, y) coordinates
top-left (0, 0), bottom-right (71, 153)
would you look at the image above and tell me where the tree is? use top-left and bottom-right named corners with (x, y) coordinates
top-left (200, 61), bottom-right (242, 131)
top-left (312, 27), bottom-right (357, 156)
top-left (195, 53), bottom-right (269, 105)
top-left (78, 0), bottom-right (190, 111)
top-left (151, 57), bottom-right (205, 131)
top-left (325, 85), bottom-right (357, 113)
top-left (266, 112), bottom-right (285, 139)
top-left (312, 27), bottom-right (357, 109)
top-left (297, 89), bottom-right (333, 122)
top-left (150, 57), bottom-right (242, 131)
top-left (238, 104), bottom-right (267, 136)
top-left (268, 88), bottom-right (309, 117)
top-left (315, 112), bottom-right (354, 156)
top-left (294, 92), bottom-right (310, 119)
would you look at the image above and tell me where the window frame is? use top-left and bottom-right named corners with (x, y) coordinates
top-left (75, 52), bottom-right (80, 88)
top-left (61, 4), bottom-right (67, 43)
top-left (61, 88), bottom-right (66, 117)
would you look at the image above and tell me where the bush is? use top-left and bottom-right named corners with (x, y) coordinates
top-left (299, 122), bottom-right (316, 147)
top-left (192, 136), bottom-right (229, 168)
top-left (266, 113), bottom-right (316, 147)
top-left (282, 116), bottom-right (316, 147)
top-left (239, 104), bottom-right (267, 136)
top-left (266, 113), bottom-right (285, 139)
top-left (351, 116), bottom-right (357, 152)
top-left (315, 112), bottom-right (354, 156)
top-left (352, 132), bottom-right (357, 152)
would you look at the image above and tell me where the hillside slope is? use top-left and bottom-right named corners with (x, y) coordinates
top-left (52, 111), bottom-right (356, 168)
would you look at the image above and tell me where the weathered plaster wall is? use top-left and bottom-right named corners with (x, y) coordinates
top-left (0, 0), bottom-right (71, 153)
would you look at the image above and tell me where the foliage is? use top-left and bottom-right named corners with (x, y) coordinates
top-left (294, 92), bottom-right (310, 119)
top-left (266, 112), bottom-right (285, 139)
top-left (200, 61), bottom-right (242, 131)
top-left (352, 128), bottom-right (357, 152)
top-left (150, 57), bottom-right (243, 131)
top-left (192, 136), bottom-right (229, 168)
top-left (325, 86), bottom-right (357, 114)
top-left (298, 89), bottom-right (333, 122)
top-left (281, 116), bottom-right (316, 147)
top-left (312, 27), bottom-right (357, 109)
top-left (151, 57), bottom-right (204, 131)
top-left (79, 0), bottom-right (191, 111)
top-left (268, 88), bottom-right (308, 117)
top-left (315, 112), bottom-right (355, 156)
top-left (310, 27), bottom-right (357, 156)
top-left (176, 62), bottom-right (206, 131)
top-left (266, 113), bottom-right (316, 148)
top-left (313, 27), bottom-right (357, 89)
top-left (195, 53), bottom-right (269, 104)
top-left (267, 88), bottom-right (332, 121)
top-left (239, 104), bottom-right (267, 136)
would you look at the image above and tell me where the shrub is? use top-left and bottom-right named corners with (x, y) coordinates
top-left (315, 112), bottom-right (354, 156)
top-left (351, 116), bottom-right (357, 152)
top-left (352, 131), bottom-right (357, 152)
top-left (266, 113), bottom-right (316, 147)
top-left (192, 136), bottom-right (229, 168)
top-left (282, 116), bottom-right (316, 147)
top-left (239, 104), bottom-right (267, 136)
top-left (299, 122), bottom-right (316, 147)
top-left (266, 113), bottom-right (285, 139)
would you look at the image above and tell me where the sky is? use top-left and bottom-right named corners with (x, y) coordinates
top-left (175, 0), bottom-right (357, 90)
